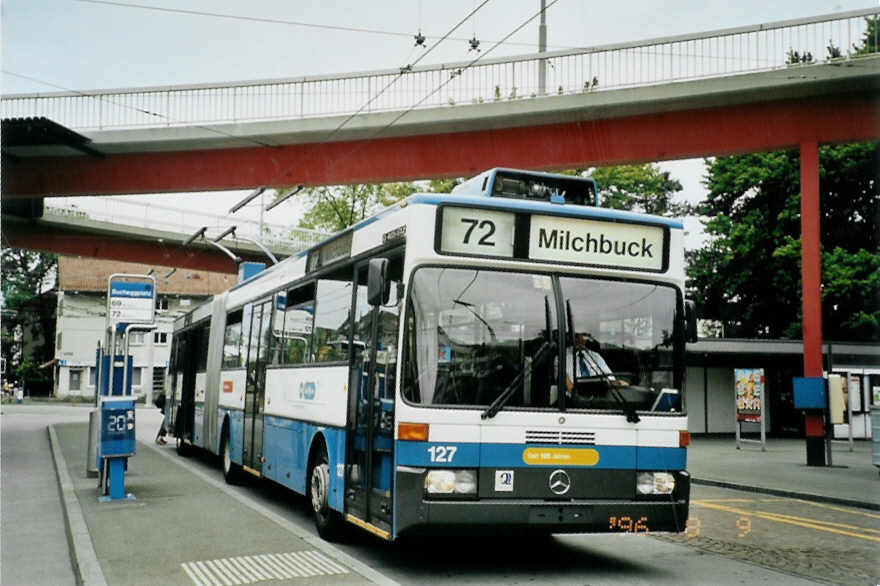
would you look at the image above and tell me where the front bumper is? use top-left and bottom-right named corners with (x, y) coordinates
top-left (395, 468), bottom-right (690, 537)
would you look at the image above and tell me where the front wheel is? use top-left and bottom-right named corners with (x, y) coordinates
top-left (309, 448), bottom-right (344, 541)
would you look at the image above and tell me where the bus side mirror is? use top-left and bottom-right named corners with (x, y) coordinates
top-left (685, 299), bottom-right (698, 343)
top-left (367, 258), bottom-right (390, 306)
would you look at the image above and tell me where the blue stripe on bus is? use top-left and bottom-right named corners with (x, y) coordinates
top-left (636, 446), bottom-right (687, 470)
top-left (396, 441), bottom-right (686, 470)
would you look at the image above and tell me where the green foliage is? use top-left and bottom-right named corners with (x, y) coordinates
top-left (686, 143), bottom-right (879, 341)
top-left (1, 248), bottom-right (57, 311)
top-left (1, 248), bottom-right (58, 392)
top-left (588, 164), bottom-right (690, 217)
top-left (425, 178), bottom-right (460, 194)
top-left (289, 182), bottom-right (417, 233)
top-left (854, 15), bottom-right (879, 55)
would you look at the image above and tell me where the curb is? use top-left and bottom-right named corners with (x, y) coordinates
top-left (48, 424), bottom-right (108, 586)
top-left (691, 477), bottom-right (880, 511)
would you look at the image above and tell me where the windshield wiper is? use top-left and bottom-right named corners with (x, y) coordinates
top-left (453, 299), bottom-right (497, 341)
top-left (565, 299), bottom-right (640, 424)
top-left (482, 340), bottom-right (555, 419)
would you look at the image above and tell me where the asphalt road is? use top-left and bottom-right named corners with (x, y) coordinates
top-left (4, 403), bottom-right (878, 585)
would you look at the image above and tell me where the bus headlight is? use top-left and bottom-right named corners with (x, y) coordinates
top-left (636, 472), bottom-right (675, 495)
top-left (425, 469), bottom-right (477, 496)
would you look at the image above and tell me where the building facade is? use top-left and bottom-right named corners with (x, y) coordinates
top-left (53, 256), bottom-right (233, 400)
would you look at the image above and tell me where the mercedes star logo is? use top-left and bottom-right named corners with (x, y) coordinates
top-left (548, 469), bottom-right (571, 495)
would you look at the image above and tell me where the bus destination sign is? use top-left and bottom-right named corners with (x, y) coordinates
top-left (529, 214), bottom-right (665, 271)
top-left (438, 206), bottom-right (666, 272)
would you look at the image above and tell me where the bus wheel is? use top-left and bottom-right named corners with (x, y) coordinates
top-left (221, 429), bottom-right (241, 485)
top-left (309, 448), bottom-right (343, 540)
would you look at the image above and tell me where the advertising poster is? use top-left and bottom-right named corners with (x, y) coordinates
top-left (735, 368), bottom-right (764, 423)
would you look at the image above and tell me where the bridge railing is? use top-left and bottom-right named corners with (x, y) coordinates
top-left (43, 198), bottom-right (327, 254)
top-left (2, 8), bottom-right (878, 131)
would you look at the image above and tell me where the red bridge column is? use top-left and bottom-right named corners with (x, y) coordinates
top-left (800, 140), bottom-right (825, 465)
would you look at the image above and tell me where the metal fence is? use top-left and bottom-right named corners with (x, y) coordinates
top-left (2, 8), bottom-right (878, 131)
top-left (43, 198), bottom-right (327, 254)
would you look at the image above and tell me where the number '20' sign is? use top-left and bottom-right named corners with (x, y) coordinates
top-left (439, 207), bottom-right (515, 258)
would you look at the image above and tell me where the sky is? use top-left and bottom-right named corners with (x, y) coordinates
top-left (2, 0), bottom-right (877, 248)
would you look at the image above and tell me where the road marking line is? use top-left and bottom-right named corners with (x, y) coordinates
top-left (792, 499), bottom-right (880, 519)
top-left (205, 560), bottom-right (235, 585)
top-left (692, 499), bottom-right (755, 503)
top-left (254, 554), bottom-right (286, 580)
top-left (216, 558), bottom-right (247, 584)
top-left (304, 549), bottom-right (348, 574)
top-left (182, 551), bottom-right (351, 585)
top-left (182, 563), bottom-right (207, 586)
top-left (233, 556), bottom-right (267, 581)
top-left (694, 501), bottom-right (880, 543)
top-left (756, 511), bottom-right (880, 535)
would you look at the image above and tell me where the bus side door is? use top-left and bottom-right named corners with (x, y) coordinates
top-left (243, 299), bottom-right (272, 473)
top-left (346, 255), bottom-right (403, 530)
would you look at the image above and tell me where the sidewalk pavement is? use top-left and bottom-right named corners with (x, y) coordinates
top-left (50, 419), bottom-right (398, 586)
top-left (687, 436), bottom-right (880, 510)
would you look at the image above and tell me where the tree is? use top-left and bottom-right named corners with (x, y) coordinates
top-left (1, 248), bottom-right (58, 393)
top-left (273, 182), bottom-right (416, 233)
top-left (686, 143), bottom-right (879, 341)
top-left (686, 21), bottom-right (880, 341)
top-left (587, 164), bottom-right (690, 217)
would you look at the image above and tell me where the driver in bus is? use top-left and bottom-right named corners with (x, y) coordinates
top-left (565, 332), bottom-right (615, 391)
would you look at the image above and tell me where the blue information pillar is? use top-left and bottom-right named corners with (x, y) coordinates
top-left (98, 397), bottom-right (136, 500)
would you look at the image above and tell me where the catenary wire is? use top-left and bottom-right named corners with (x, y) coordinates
top-left (73, 0), bottom-right (570, 50)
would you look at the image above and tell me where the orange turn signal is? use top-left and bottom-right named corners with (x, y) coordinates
top-left (679, 430), bottom-right (691, 448)
top-left (398, 422), bottom-right (429, 441)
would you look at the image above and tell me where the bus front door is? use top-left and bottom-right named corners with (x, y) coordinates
top-left (243, 300), bottom-right (272, 474)
top-left (346, 259), bottom-right (402, 533)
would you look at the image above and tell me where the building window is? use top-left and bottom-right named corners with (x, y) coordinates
top-left (69, 369), bottom-right (83, 392)
top-left (156, 296), bottom-right (169, 312)
top-left (89, 367), bottom-right (96, 387)
top-left (130, 332), bottom-right (145, 345)
top-left (131, 367), bottom-right (142, 387)
top-left (154, 332), bottom-right (169, 345)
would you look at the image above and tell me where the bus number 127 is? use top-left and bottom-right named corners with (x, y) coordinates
top-left (428, 445), bottom-right (458, 463)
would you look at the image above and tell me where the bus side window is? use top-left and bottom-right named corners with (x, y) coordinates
top-left (313, 279), bottom-right (353, 363)
top-left (223, 310), bottom-right (243, 368)
top-left (277, 283), bottom-right (315, 366)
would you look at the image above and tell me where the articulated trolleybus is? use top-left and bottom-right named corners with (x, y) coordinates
top-left (166, 168), bottom-right (697, 541)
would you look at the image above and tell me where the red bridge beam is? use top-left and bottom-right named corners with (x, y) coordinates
top-left (2, 222), bottom-right (244, 274)
top-left (3, 93), bottom-right (878, 198)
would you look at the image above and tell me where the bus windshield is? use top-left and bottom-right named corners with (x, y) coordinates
top-left (403, 267), bottom-right (684, 414)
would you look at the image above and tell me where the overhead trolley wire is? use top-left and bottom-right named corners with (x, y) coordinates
top-left (73, 0), bottom-right (567, 50)
top-left (325, 0), bottom-right (563, 170)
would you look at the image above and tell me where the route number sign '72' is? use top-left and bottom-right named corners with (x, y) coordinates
top-left (439, 207), bottom-right (515, 258)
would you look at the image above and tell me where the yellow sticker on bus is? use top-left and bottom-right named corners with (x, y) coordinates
top-left (522, 447), bottom-right (600, 466)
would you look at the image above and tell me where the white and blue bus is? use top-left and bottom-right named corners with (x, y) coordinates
top-left (165, 168), bottom-right (697, 541)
